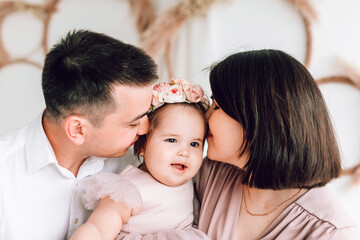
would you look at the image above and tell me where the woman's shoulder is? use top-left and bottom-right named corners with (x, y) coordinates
top-left (264, 186), bottom-right (359, 239)
top-left (295, 187), bottom-right (356, 228)
top-left (198, 158), bottom-right (243, 179)
top-left (195, 158), bottom-right (244, 204)
top-left (196, 158), bottom-right (240, 189)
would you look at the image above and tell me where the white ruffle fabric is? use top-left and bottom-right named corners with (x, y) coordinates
top-left (80, 172), bottom-right (142, 210)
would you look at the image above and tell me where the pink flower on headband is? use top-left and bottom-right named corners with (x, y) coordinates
top-left (184, 84), bottom-right (204, 103)
top-left (150, 78), bottom-right (206, 111)
top-left (152, 82), bottom-right (170, 107)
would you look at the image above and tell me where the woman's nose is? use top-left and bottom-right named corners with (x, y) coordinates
top-left (205, 108), bottom-right (213, 121)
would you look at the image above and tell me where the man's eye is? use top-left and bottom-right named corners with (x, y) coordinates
top-left (165, 138), bottom-right (177, 143)
top-left (190, 142), bottom-right (200, 147)
top-left (130, 122), bottom-right (140, 127)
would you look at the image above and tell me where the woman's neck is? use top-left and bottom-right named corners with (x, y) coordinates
top-left (233, 186), bottom-right (307, 240)
top-left (244, 185), bottom-right (305, 215)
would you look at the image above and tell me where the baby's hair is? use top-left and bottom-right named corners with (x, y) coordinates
top-left (133, 101), bottom-right (209, 160)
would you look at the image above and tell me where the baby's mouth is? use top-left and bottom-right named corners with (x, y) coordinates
top-left (171, 163), bottom-right (187, 171)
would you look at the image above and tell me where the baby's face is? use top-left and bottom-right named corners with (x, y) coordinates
top-left (143, 105), bottom-right (205, 187)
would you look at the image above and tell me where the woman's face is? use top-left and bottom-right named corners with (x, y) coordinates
top-left (205, 97), bottom-right (248, 169)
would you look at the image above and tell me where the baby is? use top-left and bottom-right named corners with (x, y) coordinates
top-left (71, 79), bottom-right (210, 240)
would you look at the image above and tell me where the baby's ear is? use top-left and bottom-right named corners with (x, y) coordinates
top-left (139, 148), bottom-right (145, 155)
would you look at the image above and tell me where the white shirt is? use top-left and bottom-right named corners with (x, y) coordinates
top-left (0, 112), bottom-right (138, 240)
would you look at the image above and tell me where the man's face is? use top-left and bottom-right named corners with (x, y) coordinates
top-left (85, 84), bottom-right (153, 158)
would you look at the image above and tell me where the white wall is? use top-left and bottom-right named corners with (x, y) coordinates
top-left (1, 0), bottom-right (359, 225)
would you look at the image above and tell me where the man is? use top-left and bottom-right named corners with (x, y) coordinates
top-left (0, 29), bottom-right (158, 239)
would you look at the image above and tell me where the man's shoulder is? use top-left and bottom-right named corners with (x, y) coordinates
top-left (0, 126), bottom-right (26, 149)
top-left (0, 126), bottom-right (28, 165)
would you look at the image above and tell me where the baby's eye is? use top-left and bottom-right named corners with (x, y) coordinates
top-left (190, 142), bottom-right (200, 147)
top-left (213, 105), bottom-right (219, 110)
top-left (165, 138), bottom-right (177, 143)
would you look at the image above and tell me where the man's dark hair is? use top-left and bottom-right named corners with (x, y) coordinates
top-left (42, 29), bottom-right (158, 125)
top-left (209, 49), bottom-right (341, 190)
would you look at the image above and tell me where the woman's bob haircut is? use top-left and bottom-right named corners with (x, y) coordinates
top-left (209, 49), bottom-right (341, 190)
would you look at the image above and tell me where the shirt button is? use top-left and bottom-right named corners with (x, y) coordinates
top-left (74, 218), bottom-right (79, 224)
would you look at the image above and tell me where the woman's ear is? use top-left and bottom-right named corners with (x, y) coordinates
top-left (64, 115), bottom-right (88, 146)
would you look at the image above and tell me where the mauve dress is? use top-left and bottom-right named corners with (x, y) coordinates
top-left (195, 158), bottom-right (360, 240)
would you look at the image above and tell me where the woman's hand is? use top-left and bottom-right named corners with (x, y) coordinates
top-left (341, 163), bottom-right (360, 186)
top-left (352, 165), bottom-right (360, 185)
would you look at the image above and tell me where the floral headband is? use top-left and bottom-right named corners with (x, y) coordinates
top-left (150, 78), bottom-right (207, 112)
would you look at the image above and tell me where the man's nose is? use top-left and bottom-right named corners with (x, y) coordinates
top-left (137, 115), bottom-right (150, 135)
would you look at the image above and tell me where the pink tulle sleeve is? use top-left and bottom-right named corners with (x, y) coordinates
top-left (80, 172), bottom-right (142, 210)
top-left (116, 227), bottom-right (211, 240)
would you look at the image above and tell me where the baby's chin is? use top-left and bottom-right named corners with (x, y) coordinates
top-left (160, 176), bottom-right (193, 187)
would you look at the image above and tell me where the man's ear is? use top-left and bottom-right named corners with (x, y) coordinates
top-left (64, 116), bottom-right (88, 146)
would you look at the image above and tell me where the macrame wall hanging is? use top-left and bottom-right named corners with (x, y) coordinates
top-left (129, 0), bottom-right (222, 78)
top-left (130, 0), bottom-right (315, 77)
top-left (0, 0), bottom-right (59, 69)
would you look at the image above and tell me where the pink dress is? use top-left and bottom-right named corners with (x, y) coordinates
top-left (195, 158), bottom-right (360, 240)
top-left (81, 165), bottom-right (210, 240)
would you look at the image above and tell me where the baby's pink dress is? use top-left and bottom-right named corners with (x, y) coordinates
top-left (81, 165), bottom-right (210, 240)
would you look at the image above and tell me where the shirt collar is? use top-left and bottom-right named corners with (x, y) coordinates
top-left (26, 111), bottom-right (57, 174)
top-left (25, 111), bottom-right (106, 178)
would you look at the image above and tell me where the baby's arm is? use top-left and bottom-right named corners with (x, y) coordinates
top-left (71, 196), bottom-right (141, 240)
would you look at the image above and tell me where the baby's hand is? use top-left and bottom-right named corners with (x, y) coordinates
top-left (131, 202), bottom-right (142, 216)
top-left (71, 197), bottom-right (142, 240)
top-left (97, 196), bottom-right (141, 224)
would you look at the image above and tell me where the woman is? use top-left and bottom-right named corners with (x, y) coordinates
top-left (195, 49), bottom-right (359, 239)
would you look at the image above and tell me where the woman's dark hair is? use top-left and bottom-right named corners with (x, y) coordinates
top-left (209, 49), bottom-right (341, 190)
top-left (134, 102), bottom-right (209, 158)
top-left (42, 29), bottom-right (158, 126)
